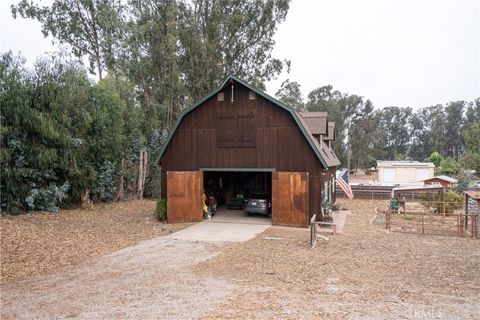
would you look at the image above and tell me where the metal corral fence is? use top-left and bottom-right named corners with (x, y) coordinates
top-left (336, 185), bottom-right (394, 199)
top-left (384, 201), bottom-right (478, 238)
top-left (335, 185), bottom-right (440, 200)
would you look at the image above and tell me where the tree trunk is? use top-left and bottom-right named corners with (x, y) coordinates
top-left (114, 158), bottom-right (125, 201)
top-left (96, 53), bottom-right (102, 81)
top-left (81, 188), bottom-right (93, 209)
top-left (136, 150), bottom-right (148, 199)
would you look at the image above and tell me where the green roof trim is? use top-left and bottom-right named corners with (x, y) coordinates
top-left (200, 167), bottom-right (276, 172)
top-left (157, 75), bottom-right (330, 168)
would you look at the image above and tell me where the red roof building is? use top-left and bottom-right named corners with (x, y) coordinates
top-left (423, 175), bottom-right (457, 189)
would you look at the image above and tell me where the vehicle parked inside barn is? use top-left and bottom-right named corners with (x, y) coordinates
top-left (244, 192), bottom-right (271, 217)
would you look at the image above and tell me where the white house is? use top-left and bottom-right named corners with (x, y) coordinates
top-left (377, 160), bottom-right (435, 185)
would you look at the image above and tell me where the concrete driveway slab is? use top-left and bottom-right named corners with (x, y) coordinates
top-left (211, 207), bottom-right (271, 225)
top-left (168, 221), bottom-right (271, 242)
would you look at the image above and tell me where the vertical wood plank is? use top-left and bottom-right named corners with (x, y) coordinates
top-left (167, 171), bottom-right (203, 223)
top-left (272, 172), bottom-right (308, 227)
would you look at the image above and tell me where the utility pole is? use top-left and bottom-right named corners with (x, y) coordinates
top-left (346, 119), bottom-right (351, 176)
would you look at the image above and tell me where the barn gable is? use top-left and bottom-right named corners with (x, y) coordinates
top-left (157, 75), bottom-right (340, 168)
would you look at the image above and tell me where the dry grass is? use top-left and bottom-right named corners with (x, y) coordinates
top-left (0, 200), bottom-right (191, 284)
top-left (197, 199), bottom-right (480, 319)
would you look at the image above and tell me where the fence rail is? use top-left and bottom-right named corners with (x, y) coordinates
top-left (384, 205), bottom-right (478, 239)
top-left (336, 185), bottom-right (394, 199)
top-left (336, 186), bottom-right (453, 201)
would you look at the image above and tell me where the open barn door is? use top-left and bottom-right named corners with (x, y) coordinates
top-left (272, 172), bottom-right (309, 227)
top-left (167, 171), bottom-right (203, 223)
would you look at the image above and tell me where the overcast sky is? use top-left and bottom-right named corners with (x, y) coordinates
top-left (1, 0), bottom-right (479, 109)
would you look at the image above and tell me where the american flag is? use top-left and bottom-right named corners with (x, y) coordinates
top-left (337, 170), bottom-right (353, 199)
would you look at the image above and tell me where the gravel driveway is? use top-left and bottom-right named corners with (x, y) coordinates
top-left (1, 235), bottom-right (231, 319)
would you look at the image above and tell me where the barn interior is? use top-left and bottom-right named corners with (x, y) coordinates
top-left (203, 171), bottom-right (272, 221)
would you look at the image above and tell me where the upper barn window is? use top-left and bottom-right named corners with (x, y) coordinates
top-left (249, 91), bottom-right (256, 100)
top-left (217, 110), bottom-right (256, 148)
top-left (217, 92), bottom-right (224, 101)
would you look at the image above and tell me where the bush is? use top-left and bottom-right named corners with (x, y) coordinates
top-left (92, 161), bottom-right (120, 201)
top-left (155, 199), bottom-right (167, 221)
top-left (25, 182), bottom-right (70, 212)
top-left (439, 157), bottom-right (460, 176)
top-left (444, 191), bottom-right (463, 213)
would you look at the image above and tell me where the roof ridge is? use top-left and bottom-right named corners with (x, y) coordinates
top-left (156, 75), bottom-right (340, 168)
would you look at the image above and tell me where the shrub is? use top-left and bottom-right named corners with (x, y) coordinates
top-left (155, 199), bottom-right (167, 221)
top-left (444, 191), bottom-right (463, 213)
top-left (425, 151), bottom-right (443, 167)
top-left (439, 157), bottom-right (460, 176)
top-left (25, 182), bottom-right (70, 212)
top-left (92, 161), bottom-right (119, 201)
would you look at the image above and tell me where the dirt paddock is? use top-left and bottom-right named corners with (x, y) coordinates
top-left (1, 199), bottom-right (479, 319)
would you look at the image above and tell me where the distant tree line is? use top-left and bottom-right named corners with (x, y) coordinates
top-left (275, 80), bottom-right (480, 173)
top-left (1, 0), bottom-right (290, 213)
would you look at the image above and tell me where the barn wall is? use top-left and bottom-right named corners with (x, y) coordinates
top-left (160, 83), bottom-right (330, 219)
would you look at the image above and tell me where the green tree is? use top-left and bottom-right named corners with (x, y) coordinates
top-left (425, 151), bottom-right (444, 167)
top-left (0, 52), bottom-right (143, 212)
top-left (275, 79), bottom-right (304, 111)
top-left (178, 0), bottom-right (291, 100)
top-left (350, 101), bottom-right (383, 170)
top-left (464, 98), bottom-right (480, 128)
top-left (459, 152), bottom-right (480, 174)
top-left (121, 0), bottom-right (184, 131)
top-left (305, 85), bottom-right (376, 167)
top-left (11, 0), bottom-right (125, 80)
top-left (1, 52), bottom-right (91, 211)
top-left (306, 85), bottom-right (346, 162)
top-left (409, 105), bottom-right (446, 160)
top-left (378, 106), bottom-right (412, 160)
top-left (444, 101), bottom-right (465, 159)
top-left (463, 123), bottom-right (480, 155)
top-left (439, 157), bottom-right (460, 176)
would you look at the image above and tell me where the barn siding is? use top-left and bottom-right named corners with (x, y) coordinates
top-left (161, 84), bottom-right (329, 219)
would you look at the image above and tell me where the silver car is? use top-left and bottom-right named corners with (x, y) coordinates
top-left (244, 192), bottom-right (271, 217)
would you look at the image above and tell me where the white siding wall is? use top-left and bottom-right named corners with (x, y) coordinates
top-left (378, 166), bottom-right (434, 185)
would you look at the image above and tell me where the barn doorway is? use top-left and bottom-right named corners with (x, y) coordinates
top-left (202, 170), bottom-right (272, 224)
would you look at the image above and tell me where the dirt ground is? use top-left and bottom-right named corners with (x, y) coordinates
top-left (0, 200), bottom-right (191, 284)
top-left (1, 199), bottom-right (479, 319)
top-left (196, 199), bottom-right (480, 319)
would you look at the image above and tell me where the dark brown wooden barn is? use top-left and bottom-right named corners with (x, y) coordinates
top-left (158, 76), bottom-right (340, 227)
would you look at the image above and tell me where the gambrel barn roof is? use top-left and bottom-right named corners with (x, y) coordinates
top-left (158, 75), bottom-right (340, 168)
